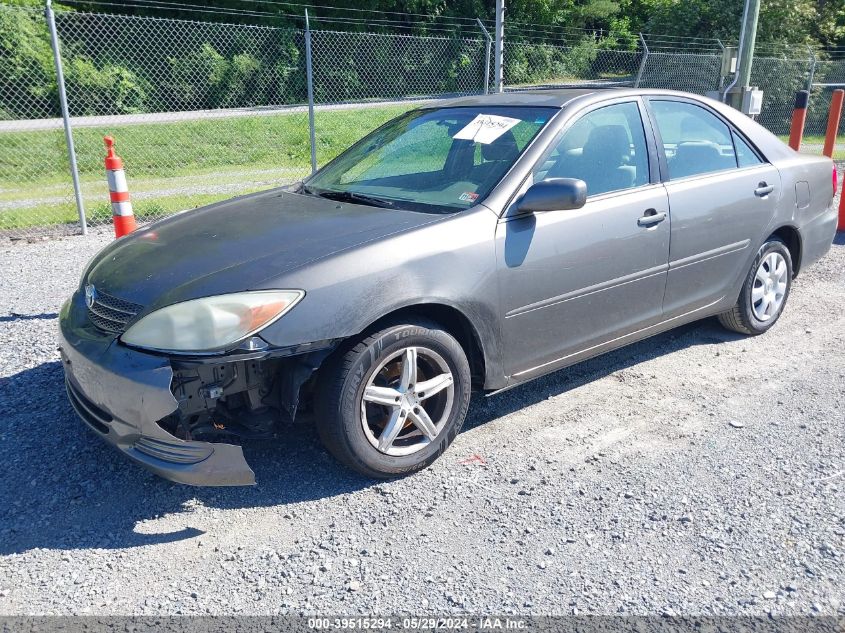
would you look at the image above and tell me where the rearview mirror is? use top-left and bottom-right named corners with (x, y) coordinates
top-left (516, 178), bottom-right (587, 213)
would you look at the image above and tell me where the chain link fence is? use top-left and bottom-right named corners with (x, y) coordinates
top-left (502, 37), bottom-right (845, 156)
top-left (503, 40), bottom-right (642, 90)
top-left (637, 52), bottom-right (723, 94)
top-left (805, 60), bottom-right (845, 147)
top-left (307, 29), bottom-right (490, 170)
top-left (752, 56), bottom-right (814, 135)
top-left (0, 5), bottom-right (77, 237)
top-left (0, 5), bottom-right (496, 239)
top-left (56, 9), bottom-right (310, 235)
top-left (2, 3), bottom-right (845, 240)
top-left (310, 30), bottom-right (488, 103)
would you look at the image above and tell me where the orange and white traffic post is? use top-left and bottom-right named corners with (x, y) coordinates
top-left (103, 136), bottom-right (137, 238)
top-left (788, 90), bottom-right (809, 151)
top-left (822, 89), bottom-right (844, 159)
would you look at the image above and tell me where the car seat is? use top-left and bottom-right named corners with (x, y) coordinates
top-left (671, 141), bottom-right (732, 179)
top-left (475, 131), bottom-right (520, 190)
top-left (548, 124), bottom-right (635, 196)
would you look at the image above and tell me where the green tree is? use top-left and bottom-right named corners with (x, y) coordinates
top-left (638, 0), bottom-right (839, 48)
top-left (0, 4), bottom-right (57, 118)
top-left (64, 57), bottom-right (150, 115)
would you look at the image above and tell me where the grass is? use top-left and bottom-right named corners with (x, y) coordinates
top-left (4, 109), bottom-right (841, 233)
top-left (776, 134), bottom-right (845, 160)
top-left (5, 110), bottom-right (844, 232)
top-left (0, 193), bottom-right (248, 230)
top-left (0, 105), bottom-right (413, 230)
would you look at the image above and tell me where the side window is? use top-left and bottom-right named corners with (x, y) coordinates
top-left (733, 130), bottom-right (763, 168)
top-left (533, 101), bottom-right (649, 197)
top-left (650, 100), bottom-right (740, 179)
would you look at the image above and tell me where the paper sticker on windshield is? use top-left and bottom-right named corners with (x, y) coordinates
top-left (459, 191), bottom-right (479, 203)
top-left (454, 114), bottom-right (521, 144)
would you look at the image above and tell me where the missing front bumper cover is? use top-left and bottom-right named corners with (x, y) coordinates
top-left (64, 373), bottom-right (256, 486)
top-left (59, 291), bottom-right (334, 486)
top-left (59, 306), bottom-right (256, 486)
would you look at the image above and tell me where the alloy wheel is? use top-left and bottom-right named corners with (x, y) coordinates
top-left (360, 346), bottom-right (455, 456)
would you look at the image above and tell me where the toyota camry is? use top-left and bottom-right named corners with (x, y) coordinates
top-left (59, 88), bottom-right (838, 485)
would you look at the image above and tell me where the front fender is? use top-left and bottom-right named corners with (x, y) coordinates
top-left (256, 207), bottom-right (507, 389)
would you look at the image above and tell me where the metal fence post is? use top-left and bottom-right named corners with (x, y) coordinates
top-left (634, 33), bottom-right (649, 88)
top-left (476, 18), bottom-right (492, 95)
top-left (304, 9), bottom-right (317, 176)
top-left (45, 0), bottom-right (87, 235)
top-left (715, 39), bottom-right (726, 90)
top-left (806, 47), bottom-right (816, 93)
top-left (494, 0), bottom-right (504, 92)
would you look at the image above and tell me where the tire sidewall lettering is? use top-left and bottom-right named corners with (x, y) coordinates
top-left (335, 323), bottom-right (470, 475)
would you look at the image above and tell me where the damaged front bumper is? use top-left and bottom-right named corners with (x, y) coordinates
top-left (58, 292), bottom-right (256, 486)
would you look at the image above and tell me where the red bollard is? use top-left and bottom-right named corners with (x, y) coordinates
top-left (788, 90), bottom-right (809, 151)
top-left (822, 89), bottom-right (844, 159)
top-left (103, 136), bottom-right (137, 238)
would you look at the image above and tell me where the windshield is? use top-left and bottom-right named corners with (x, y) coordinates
top-left (304, 106), bottom-right (556, 213)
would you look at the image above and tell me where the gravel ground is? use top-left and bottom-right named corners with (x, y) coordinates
top-left (0, 226), bottom-right (843, 618)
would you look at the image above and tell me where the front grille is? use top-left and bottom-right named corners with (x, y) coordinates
top-left (87, 289), bottom-right (143, 334)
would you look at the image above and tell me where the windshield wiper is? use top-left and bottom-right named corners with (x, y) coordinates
top-left (304, 187), bottom-right (395, 208)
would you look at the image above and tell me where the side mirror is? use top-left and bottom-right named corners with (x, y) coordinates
top-left (516, 178), bottom-right (587, 213)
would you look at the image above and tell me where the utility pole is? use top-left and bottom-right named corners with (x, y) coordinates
top-left (729, 0), bottom-right (761, 109)
top-left (494, 0), bottom-right (504, 93)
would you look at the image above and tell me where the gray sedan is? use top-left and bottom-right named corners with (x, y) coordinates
top-left (59, 89), bottom-right (838, 485)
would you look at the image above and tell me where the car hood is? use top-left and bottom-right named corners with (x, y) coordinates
top-left (86, 188), bottom-right (442, 310)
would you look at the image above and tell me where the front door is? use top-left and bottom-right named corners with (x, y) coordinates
top-left (496, 99), bottom-right (671, 378)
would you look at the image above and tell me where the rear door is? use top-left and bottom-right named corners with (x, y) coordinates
top-left (645, 98), bottom-right (780, 318)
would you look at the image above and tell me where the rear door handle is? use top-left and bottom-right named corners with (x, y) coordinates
top-left (755, 182), bottom-right (775, 197)
top-left (637, 209), bottom-right (667, 226)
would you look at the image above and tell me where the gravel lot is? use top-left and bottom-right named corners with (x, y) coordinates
top-left (0, 227), bottom-right (843, 617)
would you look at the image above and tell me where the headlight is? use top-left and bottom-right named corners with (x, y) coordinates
top-left (121, 290), bottom-right (304, 353)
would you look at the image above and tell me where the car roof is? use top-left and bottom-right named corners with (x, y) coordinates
top-left (429, 87), bottom-right (743, 110)
top-left (432, 88), bottom-right (600, 109)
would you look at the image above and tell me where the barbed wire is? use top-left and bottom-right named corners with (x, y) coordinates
top-left (300, 15), bottom-right (479, 34)
top-left (59, 0), bottom-right (303, 21)
top-left (58, 0), bottom-right (488, 34)
top-left (61, 0), bottom-right (474, 27)
top-left (228, 0), bottom-right (483, 24)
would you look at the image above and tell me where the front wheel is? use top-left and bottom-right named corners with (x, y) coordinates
top-left (718, 237), bottom-right (793, 335)
top-left (315, 320), bottom-right (471, 478)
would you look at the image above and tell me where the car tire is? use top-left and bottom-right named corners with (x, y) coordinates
top-left (315, 319), bottom-right (472, 478)
top-left (718, 237), bottom-right (793, 335)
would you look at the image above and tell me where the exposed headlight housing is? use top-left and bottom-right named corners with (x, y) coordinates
top-left (121, 290), bottom-right (304, 353)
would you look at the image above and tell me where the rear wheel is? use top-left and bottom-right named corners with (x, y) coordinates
top-left (315, 320), bottom-right (471, 478)
top-left (718, 237), bottom-right (793, 335)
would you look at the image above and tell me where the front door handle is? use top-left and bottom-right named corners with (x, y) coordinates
top-left (637, 209), bottom-right (667, 226)
top-left (755, 182), bottom-right (775, 197)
